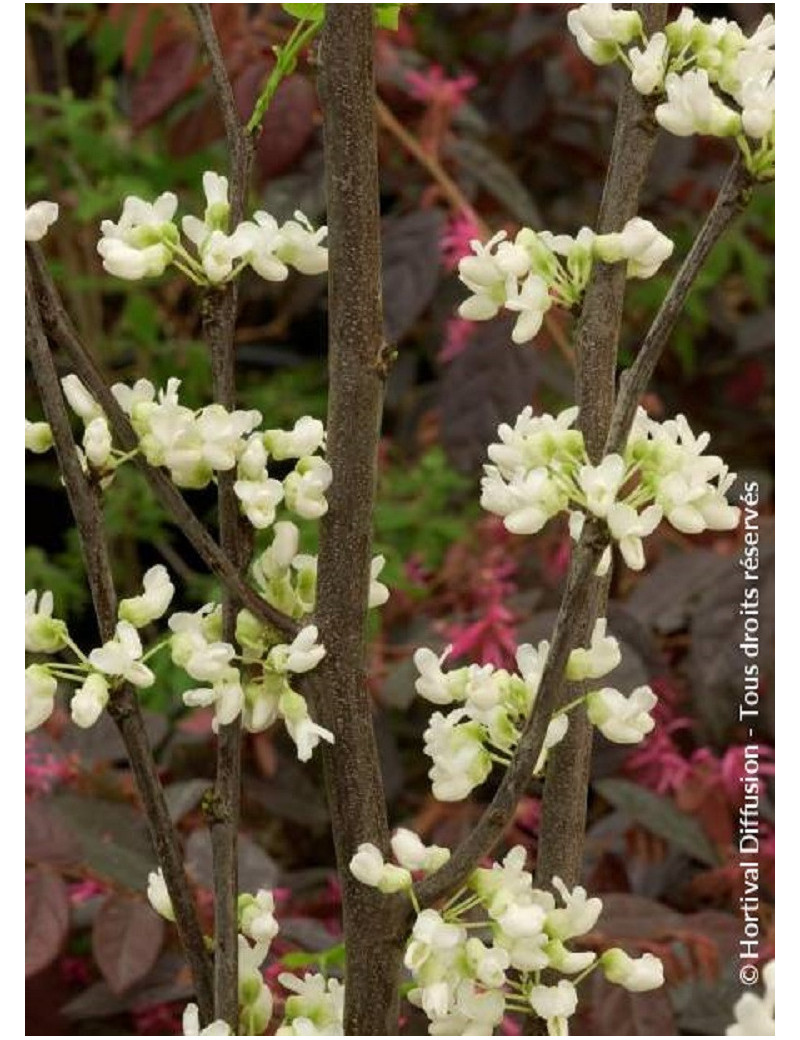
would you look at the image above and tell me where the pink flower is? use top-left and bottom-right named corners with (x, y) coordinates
top-left (25, 737), bottom-right (77, 797)
top-left (69, 878), bottom-right (107, 905)
top-left (440, 212), bottom-right (483, 270)
top-left (405, 64), bottom-right (477, 110)
top-left (439, 317), bottom-right (474, 364)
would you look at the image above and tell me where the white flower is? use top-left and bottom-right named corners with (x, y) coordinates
top-left (458, 231), bottom-right (531, 322)
top-left (269, 625), bottom-right (326, 674)
top-left (539, 227), bottom-right (596, 294)
top-left (601, 948), bottom-right (665, 991)
top-left (413, 647), bottom-right (464, 706)
top-left (740, 73), bottom-right (775, 139)
top-left (529, 979), bottom-right (578, 1033)
top-left (61, 374), bottom-right (103, 423)
top-left (275, 211), bottom-right (328, 275)
top-left (71, 673), bottom-right (110, 729)
top-left (183, 678), bottom-right (244, 731)
top-left (26, 200), bottom-right (59, 242)
top-left (504, 274), bottom-right (553, 344)
top-left (279, 689), bottom-right (334, 762)
top-left (487, 406), bottom-right (582, 477)
top-left (234, 476), bottom-right (285, 529)
top-left (198, 228), bottom-right (249, 283)
top-left (283, 456), bottom-right (332, 519)
top-left (232, 212), bottom-right (289, 282)
top-left (25, 420), bottom-right (53, 454)
top-left (147, 868), bottom-right (175, 922)
top-left (88, 620), bottom-right (155, 688)
top-left (516, 640), bottom-right (550, 698)
top-left (405, 909), bottom-right (464, 972)
top-left (568, 4), bottom-right (642, 45)
top-left (547, 876), bottom-right (603, 940)
top-left (349, 842), bottom-right (412, 893)
top-left (595, 218), bottom-right (674, 279)
top-left (25, 665), bottom-right (57, 732)
top-left (481, 466), bottom-right (567, 535)
top-left (628, 32), bottom-right (668, 95)
top-left (264, 417), bottom-right (325, 461)
top-left (656, 70), bottom-right (741, 137)
top-left (277, 973), bottom-right (344, 1036)
top-left (240, 889), bottom-right (280, 945)
top-left (577, 454), bottom-right (626, 518)
top-left (423, 711), bottom-right (492, 801)
top-left (496, 902), bottom-right (548, 940)
top-left (606, 502), bottom-right (662, 570)
top-left (98, 191), bottom-right (177, 280)
top-left (368, 555), bottom-right (390, 608)
top-left (390, 828), bottom-right (451, 873)
top-left (182, 1003), bottom-right (231, 1036)
top-left (119, 565), bottom-right (175, 628)
top-left (25, 589), bottom-right (68, 653)
top-left (83, 417), bottom-right (113, 469)
top-left (537, 713), bottom-right (570, 773)
top-left (587, 685), bottom-right (658, 744)
top-left (566, 618), bottom-right (621, 682)
top-left (726, 959), bottom-right (775, 1035)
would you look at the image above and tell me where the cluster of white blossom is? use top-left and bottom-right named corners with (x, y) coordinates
top-left (25, 565), bottom-right (333, 761)
top-left (25, 200), bottom-right (59, 242)
top-left (97, 171), bottom-right (328, 284)
top-left (458, 218), bottom-right (673, 345)
top-left (567, 4), bottom-right (775, 179)
top-left (413, 621), bottom-right (655, 802)
top-left (351, 842), bottom-right (663, 1035)
top-left (350, 827), bottom-right (452, 894)
top-left (147, 873), bottom-right (341, 1035)
top-left (39, 371), bottom-right (334, 531)
top-left (481, 404), bottom-right (739, 572)
top-left (726, 960), bottom-right (775, 1035)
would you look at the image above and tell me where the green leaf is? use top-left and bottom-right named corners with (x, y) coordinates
top-left (594, 778), bottom-right (720, 866)
top-left (375, 4), bottom-right (403, 30)
top-left (282, 3), bottom-right (325, 21)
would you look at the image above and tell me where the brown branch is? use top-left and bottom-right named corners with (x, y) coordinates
top-left (416, 522), bottom-right (608, 906)
top-left (534, 3), bottom-right (668, 896)
top-left (309, 7), bottom-right (407, 1033)
top-left (190, 2), bottom-right (256, 1021)
top-left (605, 152), bottom-right (752, 456)
top-left (25, 261), bottom-right (214, 1022)
top-left (26, 244), bottom-right (298, 641)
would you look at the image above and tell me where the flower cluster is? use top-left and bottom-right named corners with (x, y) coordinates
top-left (57, 372), bottom-right (333, 530)
top-left (351, 843), bottom-right (664, 1035)
top-left (350, 828), bottom-right (451, 894)
top-left (481, 405), bottom-right (739, 571)
top-left (97, 171), bottom-right (328, 284)
top-left (25, 572), bottom-right (174, 732)
top-left (25, 200), bottom-right (59, 242)
top-left (414, 620), bottom-right (657, 802)
top-left (276, 973), bottom-right (345, 1036)
top-left (567, 4), bottom-right (775, 179)
top-left (457, 218), bottom-right (673, 345)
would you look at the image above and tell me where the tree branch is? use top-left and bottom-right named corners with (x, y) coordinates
top-left (605, 152), bottom-right (752, 456)
top-left (26, 262), bottom-right (214, 1022)
top-left (190, 3), bottom-right (255, 1023)
top-left (308, 7), bottom-right (407, 1033)
top-left (534, 3), bottom-right (667, 895)
top-left (27, 244), bottom-right (298, 640)
top-left (416, 522), bottom-right (608, 906)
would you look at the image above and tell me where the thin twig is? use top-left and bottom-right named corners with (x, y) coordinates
top-left (190, 2), bottom-right (256, 1021)
top-left (26, 261), bottom-right (214, 1021)
top-left (415, 521), bottom-right (608, 906)
top-left (27, 244), bottom-right (298, 640)
top-left (309, 7), bottom-right (407, 1032)
top-left (606, 152), bottom-right (752, 456)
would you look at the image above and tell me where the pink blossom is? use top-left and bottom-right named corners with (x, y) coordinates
top-left (438, 317), bottom-right (474, 364)
top-left (25, 737), bottom-right (77, 797)
top-left (69, 878), bottom-right (107, 905)
top-left (405, 64), bottom-right (477, 110)
top-left (440, 211), bottom-right (482, 270)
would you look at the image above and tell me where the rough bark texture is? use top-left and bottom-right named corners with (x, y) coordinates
top-left (534, 4), bottom-right (667, 896)
top-left (26, 261), bottom-right (214, 1020)
top-left (310, 7), bottom-right (406, 1033)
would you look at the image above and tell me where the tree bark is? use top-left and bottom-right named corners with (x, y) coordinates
top-left (309, 6), bottom-right (406, 1033)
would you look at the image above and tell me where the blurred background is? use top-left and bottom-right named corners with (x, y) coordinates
top-left (25, 4), bottom-right (774, 1035)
